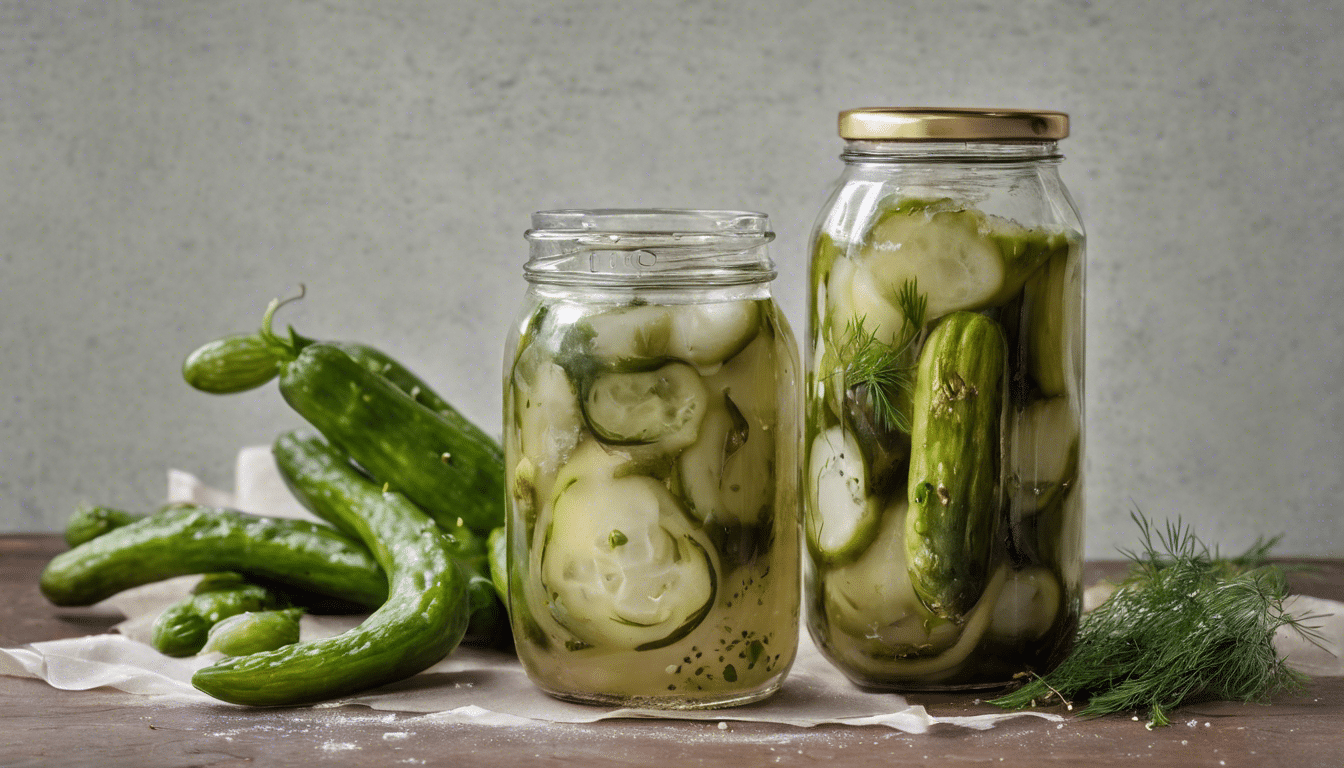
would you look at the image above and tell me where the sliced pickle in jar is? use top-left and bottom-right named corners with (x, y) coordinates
top-left (1023, 242), bottom-right (1081, 398)
top-left (582, 362), bottom-right (708, 452)
top-left (987, 567), bottom-right (1061, 642)
top-left (806, 425), bottom-right (881, 565)
top-left (1007, 395), bottom-right (1079, 515)
top-left (515, 359), bottom-right (585, 478)
top-left (541, 441), bottom-right (716, 651)
top-left (576, 300), bottom-right (760, 371)
top-left (846, 198), bottom-right (1062, 330)
top-left (823, 497), bottom-right (958, 655)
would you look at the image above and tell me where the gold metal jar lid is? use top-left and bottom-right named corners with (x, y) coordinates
top-left (838, 108), bottom-right (1069, 141)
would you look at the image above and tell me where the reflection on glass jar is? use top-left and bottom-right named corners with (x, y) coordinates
top-left (804, 108), bottom-right (1086, 690)
top-left (504, 210), bottom-right (800, 709)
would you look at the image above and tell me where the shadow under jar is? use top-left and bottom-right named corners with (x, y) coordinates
top-left (504, 210), bottom-right (801, 709)
top-left (804, 108), bottom-right (1086, 690)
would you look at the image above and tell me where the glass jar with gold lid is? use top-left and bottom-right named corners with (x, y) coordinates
top-left (803, 108), bottom-right (1085, 690)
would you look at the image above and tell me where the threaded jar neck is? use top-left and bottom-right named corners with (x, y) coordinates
top-left (524, 209), bottom-right (776, 288)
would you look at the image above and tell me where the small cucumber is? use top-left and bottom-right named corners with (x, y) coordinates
top-left (905, 311), bottom-right (1007, 620)
top-left (64, 505), bottom-right (143, 547)
top-left (181, 293), bottom-right (506, 536)
top-left (153, 583), bottom-right (290, 657)
top-left (40, 505), bottom-right (387, 609)
top-left (182, 333), bottom-right (287, 394)
top-left (202, 608), bottom-right (304, 656)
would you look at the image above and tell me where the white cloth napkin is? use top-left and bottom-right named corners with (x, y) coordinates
top-left (4, 447), bottom-right (1338, 730)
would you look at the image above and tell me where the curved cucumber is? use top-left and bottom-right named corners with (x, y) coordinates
top-left (806, 425), bottom-right (881, 565)
top-left (273, 431), bottom-right (508, 647)
top-left (905, 311), bottom-right (1006, 620)
top-left (582, 362), bottom-right (708, 451)
top-left (39, 505), bottom-right (387, 608)
top-left (541, 443), bottom-right (716, 651)
top-left (192, 454), bottom-right (471, 705)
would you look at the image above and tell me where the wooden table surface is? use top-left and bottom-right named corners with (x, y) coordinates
top-left (2, 534), bottom-right (1341, 767)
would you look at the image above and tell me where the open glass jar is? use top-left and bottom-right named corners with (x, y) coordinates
top-left (504, 210), bottom-right (801, 708)
top-left (804, 108), bottom-right (1086, 690)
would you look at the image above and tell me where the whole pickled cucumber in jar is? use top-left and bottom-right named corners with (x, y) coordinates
top-left (804, 108), bottom-right (1084, 690)
top-left (506, 210), bottom-right (800, 709)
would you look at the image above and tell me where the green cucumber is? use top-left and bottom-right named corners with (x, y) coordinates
top-left (541, 441), bottom-right (717, 651)
top-left (152, 582), bottom-right (290, 657)
top-left (39, 505), bottom-right (387, 609)
top-left (182, 333), bottom-right (286, 393)
top-left (192, 447), bottom-right (472, 705)
top-left (905, 311), bottom-right (1007, 620)
top-left (277, 344), bottom-right (504, 535)
top-left (181, 293), bottom-right (506, 536)
top-left (64, 505), bottom-right (143, 547)
top-left (202, 608), bottom-right (304, 656)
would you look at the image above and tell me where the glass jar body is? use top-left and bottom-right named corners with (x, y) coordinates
top-left (804, 142), bottom-right (1085, 690)
top-left (505, 211), bottom-right (801, 708)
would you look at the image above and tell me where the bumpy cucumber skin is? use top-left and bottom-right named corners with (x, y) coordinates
top-left (152, 584), bottom-right (289, 657)
top-left (193, 436), bottom-right (471, 706)
top-left (182, 334), bottom-right (285, 394)
top-left (278, 344), bottom-right (505, 536)
top-left (272, 430), bottom-right (509, 648)
top-left (328, 341), bottom-right (505, 468)
top-left (905, 311), bottom-right (1007, 621)
top-left (39, 505), bottom-right (388, 608)
top-left (63, 506), bottom-right (144, 547)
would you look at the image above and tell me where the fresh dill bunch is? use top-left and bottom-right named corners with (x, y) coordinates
top-left (836, 279), bottom-right (928, 433)
top-left (990, 510), bottom-right (1317, 728)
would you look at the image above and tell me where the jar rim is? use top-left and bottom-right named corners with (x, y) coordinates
top-left (523, 209), bottom-right (776, 288)
top-left (839, 107), bottom-right (1069, 141)
top-left (526, 209), bottom-right (772, 240)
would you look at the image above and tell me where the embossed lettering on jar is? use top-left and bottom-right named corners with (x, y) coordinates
top-left (804, 108), bottom-right (1086, 690)
top-left (504, 210), bottom-right (801, 709)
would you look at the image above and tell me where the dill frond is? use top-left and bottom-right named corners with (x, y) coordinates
top-left (989, 509), bottom-right (1316, 727)
top-left (834, 279), bottom-right (927, 433)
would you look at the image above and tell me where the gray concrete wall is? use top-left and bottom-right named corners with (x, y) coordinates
top-left (3, 0), bottom-right (1341, 557)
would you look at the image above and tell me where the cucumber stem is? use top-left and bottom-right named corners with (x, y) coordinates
top-left (258, 284), bottom-right (314, 361)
